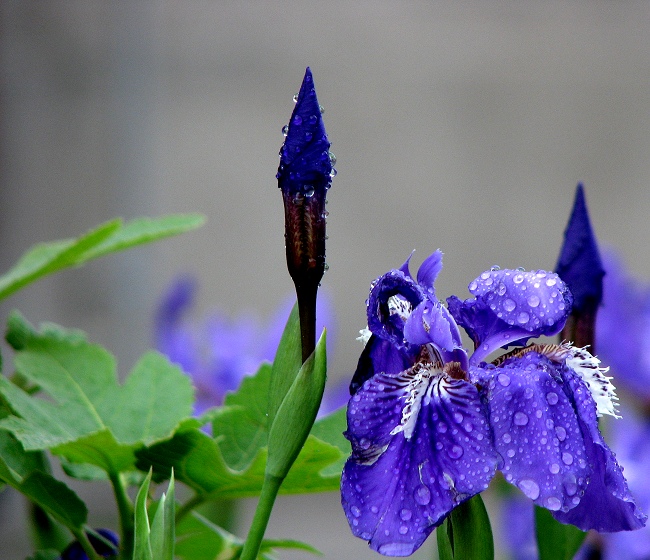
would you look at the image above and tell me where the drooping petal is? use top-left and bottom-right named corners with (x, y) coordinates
top-left (551, 364), bottom-right (647, 532)
top-left (349, 334), bottom-right (415, 396)
top-left (367, 268), bottom-right (426, 349)
top-left (342, 364), bottom-right (497, 556)
top-left (475, 352), bottom-right (591, 514)
top-left (416, 249), bottom-right (444, 295)
top-left (450, 269), bottom-right (573, 365)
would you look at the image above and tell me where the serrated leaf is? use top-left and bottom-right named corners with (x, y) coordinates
top-left (310, 406), bottom-right (348, 476)
top-left (0, 315), bottom-right (193, 476)
top-left (0, 214), bottom-right (204, 301)
top-left (535, 505), bottom-right (587, 560)
top-left (449, 494), bottom-right (494, 560)
top-left (136, 429), bottom-right (343, 499)
top-left (211, 363), bottom-right (271, 471)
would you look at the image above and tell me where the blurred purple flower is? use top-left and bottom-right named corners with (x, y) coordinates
top-left (59, 529), bottom-right (118, 560)
top-left (596, 251), bottom-right (650, 403)
top-left (154, 276), bottom-right (343, 415)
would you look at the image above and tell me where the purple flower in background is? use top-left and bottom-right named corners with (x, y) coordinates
top-left (59, 529), bottom-right (118, 560)
top-left (596, 251), bottom-right (650, 403)
top-left (155, 276), bottom-right (341, 415)
top-left (342, 250), bottom-right (645, 556)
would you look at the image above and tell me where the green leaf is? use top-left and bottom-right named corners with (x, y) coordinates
top-left (150, 471), bottom-right (175, 560)
top-left (267, 302), bottom-right (302, 428)
top-left (535, 505), bottom-right (587, 560)
top-left (266, 330), bottom-right (327, 478)
top-left (211, 363), bottom-right (271, 470)
top-left (449, 494), bottom-right (494, 560)
top-left (134, 470), bottom-right (154, 560)
top-left (136, 430), bottom-right (343, 498)
top-left (26, 551), bottom-right (60, 560)
top-left (175, 513), bottom-right (239, 560)
top-left (310, 406), bottom-right (349, 476)
top-left (436, 519), bottom-right (454, 560)
top-left (259, 539), bottom-right (321, 555)
top-left (0, 214), bottom-right (204, 301)
top-left (0, 314), bottom-right (193, 476)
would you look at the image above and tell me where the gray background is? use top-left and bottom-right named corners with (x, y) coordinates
top-left (1, 2), bottom-right (649, 559)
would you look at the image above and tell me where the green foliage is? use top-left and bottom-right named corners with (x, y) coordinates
top-left (0, 314), bottom-right (194, 478)
top-left (0, 214), bottom-right (204, 301)
top-left (134, 470), bottom-right (176, 560)
top-left (438, 494), bottom-right (494, 560)
top-left (175, 512), bottom-right (320, 560)
top-left (436, 520), bottom-right (454, 560)
top-left (535, 505), bottom-right (587, 560)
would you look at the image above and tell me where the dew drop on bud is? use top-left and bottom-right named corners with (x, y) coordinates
top-left (281, 125), bottom-right (289, 136)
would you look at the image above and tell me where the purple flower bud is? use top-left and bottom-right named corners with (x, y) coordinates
top-left (277, 67), bottom-right (334, 361)
top-left (59, 528), bottom-right (119, 559)
top-left (555, 184), bottom-right (605, 347)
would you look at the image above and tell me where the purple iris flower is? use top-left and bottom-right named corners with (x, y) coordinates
top-left (154, 276), bottom-right (342, 415)
top-left (342, 250), bottom-right (645, 556)
top-left (59, 529), bottom-right (118, 559)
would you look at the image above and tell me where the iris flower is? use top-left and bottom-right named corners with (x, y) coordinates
top-left (341, 250), bottom-right (645, 556)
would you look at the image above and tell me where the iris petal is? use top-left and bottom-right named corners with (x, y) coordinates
top-left (416, 249), bottom-right (444, 294)
top-left (551, 365), bottom-right (647, 531)
top-left (475, 353), bottom-right (590, 513)
top-left (449, 269), bottom-right (573, 364)
top-left (342, 366), bottom-right (497, 556)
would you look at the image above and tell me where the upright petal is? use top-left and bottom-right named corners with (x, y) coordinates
top-left (475, 352), bottom-right (591, 514)
top-left (416, 250), bottom-right (444, 295)
top-left (342, 365), bottom-right (497, 556)
top-left (450, 269), bottom-right (573, 365)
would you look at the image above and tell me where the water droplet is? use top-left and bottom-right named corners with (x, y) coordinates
top-left (555, 426), bottom-right (566, 441)
top-left (351, 506), bottom-right (361, 517)
top-left (546, 392), bottom-right (559, 405)
top-left (414, 485), bottom-right (431, 505)
top-left (524, 387), bottom-right (534, 399)
top-left (453, 412), bottom-right (464, 424)
top-left (503, 299), bottom-right (516, 312)
top-left (562, 452), bottom-right (573, 465)
top-left (491, 265), bottom-right (501, 271)
top-left (507, 449), bottom-right (516, 458)
top-left (309, 114), bottom-right (317, 125)
top-left (399, 525), bottom-right (408, 535)
top-left (546, 278), bottom-right (557, 287)
top-left (448, 445), bottom-right (463, 459)
top-left (514, 412), bottom-right (529, 426)
top-left (319, 104), bottom-right (325, 114)
top-left (293, 115), bottom-right (303, 126)
top-left (502, 433), bottom-right (512, 444)
top-left (513, 273), bottom-right (524, 284)
top-left (517, 311), bottom-right (530, 324)
top-left (400, 509), bottom-right (412, 521)
top-left (330, 168), bottom-right (337, 178)
top-left (516, 266), bottom-right (526, 272)
top-left (527, 295), bottom-right (540, 307)
top-left (304, 187), bottom-right (315, 197)
top-left (497, 282), bottom-right (507, 296)
top-left (549, 463), bottom-right (560, 474)
top-left (546, 496), bottom-right (562, 511)
top-left (293, 93), bottom-right (299, 103)
top-left (305, 132), bottom-right (312, 141)
top-left (498, 373), bottom-right (511, 387)
top-left (437, 423), bottom-right (448, 433)
top-left (281, 124), bottom-right (289, 136)
top-left (519, 479), bottom-right (540, 500)
top-left (328, 151), bottom-right (337, 165)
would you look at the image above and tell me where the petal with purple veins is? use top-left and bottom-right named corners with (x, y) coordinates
top-left (342, 365), bottom-right (497, 555)
top-left (476, 352), bottom-right (591, 514)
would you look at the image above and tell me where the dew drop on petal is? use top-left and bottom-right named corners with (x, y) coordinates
top-left (562, 452), bottom-right (573, 465)
top-left (519, 479), bottom-right (540, 500)
top-left (400, 508), bottom-right (412, 521)
top-left (546, 392), bottom-right (559, 405)
top-left (498, 373), bottom-right (511, 387)
top-left (453, 412), bottom-right (464, 424)
top-left (546, 278), bottom-right (557, 287)
top-left (546, 496), bottom-right (562, 511)
top-left (514, 412), bottom-right (529, 426)
top-left (399, 526), bottom-right (409, 535)
top-left (507, 449), bottom-right (516, 458)
top-left (502, 433), bottom-right (512, 444)
top-left (414, 485), bottom-right (431, 505)
top-left (549, 463), bottom-right (560, 474)
top-left (527, 295), bottom-right (540, 307)
top-left (351, 506), bottom-right (361, 518)
top-left (555, 426), bottom-right (566, 441)
top-left (513, 273), bottom-right (524, 284)
top-left (293, 115), bottom-right (303, 125)
top-left (503, 298), bottom-right (516, 312)
top-left (517, 312), bottom-right (530, 324)
top-left (448, 445), bottom-right (464, 459)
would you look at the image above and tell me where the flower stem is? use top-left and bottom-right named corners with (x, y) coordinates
top-left (109, 472), bottom-right (134, 559)
top-left (72, 528), bottom-right (103, 560)
top-left (239, 474), bottom-right (284, 560)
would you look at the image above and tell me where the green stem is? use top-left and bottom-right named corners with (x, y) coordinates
top-left (239, 474), bottom-right (284, 560)
top-left (175, 493), bottom-right (206, 523)
top-left (109, 471), bottom-right (134, 559)
top-left (72, 528), bottom-right (103, 560)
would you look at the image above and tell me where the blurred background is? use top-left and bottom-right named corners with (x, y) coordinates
top-left (1, 2), bottom-right (649, 558)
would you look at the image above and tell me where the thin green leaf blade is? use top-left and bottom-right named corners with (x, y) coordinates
top-left (436, 519), bottom-right (454, 560)
top-left (133, 470), bottom-right (153, 560)
top-left (535, 505), bottom-right (587, 560)
top-left (449, 494), bottom-right (494, 560)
